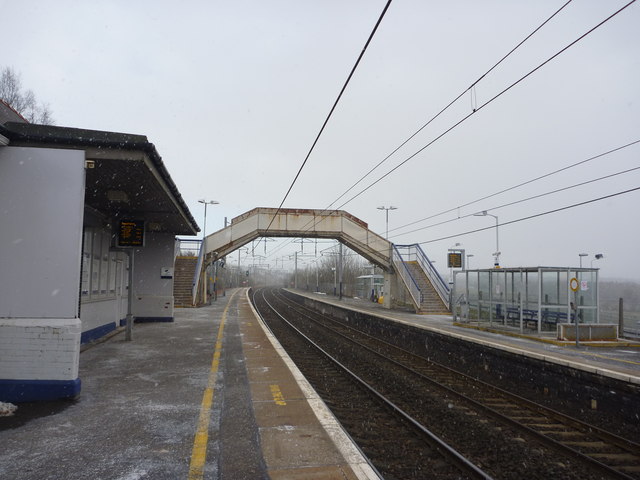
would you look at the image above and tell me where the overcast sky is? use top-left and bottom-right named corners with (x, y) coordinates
top-left (3, 1), bottom-right (639, 279)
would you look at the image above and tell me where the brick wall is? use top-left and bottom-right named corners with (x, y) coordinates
top-left (0, 319), bottom-right (81, 381)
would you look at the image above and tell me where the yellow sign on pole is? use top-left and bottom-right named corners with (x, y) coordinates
top-left (569, 277), bottom-right (579, 292)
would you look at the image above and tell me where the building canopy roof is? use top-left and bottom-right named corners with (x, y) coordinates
top-left (0, 121), bottom-right (199, 235)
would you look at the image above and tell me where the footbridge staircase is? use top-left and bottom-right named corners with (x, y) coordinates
top-left (392, 244), bottom-right (450, 314)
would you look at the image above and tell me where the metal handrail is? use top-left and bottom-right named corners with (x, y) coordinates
top-left (175, 238), bottom-right (202, 257)
top-left (391, 244), bottom-right (422, 309)
top-left (395, 244), bottom-right (450, 307)
top-left (192, 240), bottom-right (204, 306)
top-left (413, 244), bottom-right (450, 306)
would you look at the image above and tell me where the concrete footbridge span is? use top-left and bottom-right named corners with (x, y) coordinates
top-left (204, 207), bottom-right (392, 270)
top-left (198, 207), bottom-right (449, 314)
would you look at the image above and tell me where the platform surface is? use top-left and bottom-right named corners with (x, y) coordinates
top-left (289, 289), bottom-right (640, 385)
top-left (0, 288), bottom-right (378, 480)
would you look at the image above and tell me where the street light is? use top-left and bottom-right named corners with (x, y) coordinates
top-left (377, 206), bottom-right (397, 239)
top-left (198, 199), bottom-right (219, 303)
top-left (198, 199), bottom-right (220, 240)
top-left (591, 253), bottom-right (604, 268)
top-left (578, 253), bottom-right (588, 268)
top-left (473, 210), bottom-right (500, 267)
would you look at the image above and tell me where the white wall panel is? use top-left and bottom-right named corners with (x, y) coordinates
top-left (0, 147), bottom-right (85, 318)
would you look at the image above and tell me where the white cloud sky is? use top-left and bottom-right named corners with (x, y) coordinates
top-left (3, 0), bottom-right (639, 279)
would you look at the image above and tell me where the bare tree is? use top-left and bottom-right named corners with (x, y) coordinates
top-left (0, 66), bottom-right (54, 125)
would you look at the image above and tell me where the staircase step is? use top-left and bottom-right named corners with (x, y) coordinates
top-left (401, 260), bottom-right (450, 313)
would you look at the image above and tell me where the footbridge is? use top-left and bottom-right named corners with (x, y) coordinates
top-left (195, 207), bottom-right (449, 313)
top-left (204, 207), bottom-right (392, 270)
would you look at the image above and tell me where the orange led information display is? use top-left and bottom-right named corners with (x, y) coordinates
top-left (447, 252), bottom-right (462, 268)
top-left (117, 220), bottom-right (145, 247)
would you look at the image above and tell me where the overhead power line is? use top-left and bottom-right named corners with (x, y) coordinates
top-left (336, 0), bottom-right (637, 209)
top-left (418, 185), bottom-right (640, 246)
top-left (389, 139), bottom-right (640, 235)
top-left (263, 0), bottom-right (393, 235)
top-left (325, 0), bottom-right (574, 210)
top-left (273, 184), bottom-right (640, 263)
top-left (391, 163), bottom-right (640, 238)
top-left (263, 1), bottom-right (635, 262)
top-left (262, 0), bottom-right (570, 262)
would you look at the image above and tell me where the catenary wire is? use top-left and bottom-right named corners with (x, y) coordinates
top-left (264, 0), bottom-right (574, 259)
top-left (325, 0), bottom-right (574, 210)
top-left (262, 0), bottom-right (393, 237)
top-left (390, 164), bottom-right (640, 238)
top-left (335, 0), bottom-right (637, 210)
top-left (417, 185), bottom-right (640, 246)
top-left (273, 184), bottom-right (640, 265)
top-left (389, 139), bottom-right (640, 235)
top-left (263, 1), bottom-right (630, 260)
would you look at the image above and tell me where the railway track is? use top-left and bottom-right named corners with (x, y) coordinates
top-left (252, 287), bottom-right (640, 479)
top-left (252, 287), bottom-right (492, 480)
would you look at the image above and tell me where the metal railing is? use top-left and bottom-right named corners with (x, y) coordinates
top-left (395, 244), bottom-right (450, 308)
top-left (174, 238), bottom-right (203, 306)
top-left (392, 244), bottom-right (422, 309)
top-left (413, 244), bottom-right (450, 307)
top-left (175, 238), bottom-right (202, 258)
top-left (192, 240), bottom-right (205, 305)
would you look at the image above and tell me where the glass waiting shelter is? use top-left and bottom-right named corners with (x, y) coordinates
top-left (452, 267), bottom-right (599, 334)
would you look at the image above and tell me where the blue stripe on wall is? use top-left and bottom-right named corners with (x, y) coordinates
top-left (135, 317), bottom-right (174, 323)
top-left (119, 317), bottom-right (174, 326)
top-left (0, 378), bottom-right (81, 403)
top-left (81, 322), bottom-right (116, 344)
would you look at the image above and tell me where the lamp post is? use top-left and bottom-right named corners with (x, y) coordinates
top-left (198, 199), bottom-right (219, 303)
top-left (377, 206), bottom-right (397, 239)
top-left (474, 211), bottom-right (500, 267)
top-left (198, 199), bottom-right (220, 240)
top-left (591, 253), bottom-right (604, 268)
top-left (578, 253), bottom-right (588, 268)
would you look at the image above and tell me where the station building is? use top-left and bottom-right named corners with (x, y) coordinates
top-left (0, 101), bottom-right (199, 402)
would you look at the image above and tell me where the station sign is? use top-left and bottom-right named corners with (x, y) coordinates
top-left (117, 220), bottom-right (145, 247)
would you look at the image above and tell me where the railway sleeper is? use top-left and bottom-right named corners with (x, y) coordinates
top-left (618, 465), bottom-right (640, 473)
top-left (560, 441), bottom-right (609, 449)
top-left (533, 429), bottom-right (580, 436)
top-left (525, 423), bottom-right (569, 429)
top-left (589, 453), bottom-right (640, 461)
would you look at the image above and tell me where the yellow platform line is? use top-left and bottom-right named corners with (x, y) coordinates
top-left (583, 351), bottom-right (640, 366)
top-left (188, 290), bottom-right (239, 480)
top-left (270, 384), bottom-right (287, 406)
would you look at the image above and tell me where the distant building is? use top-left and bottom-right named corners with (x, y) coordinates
top-left (0, 104), bottom-right (199, 402)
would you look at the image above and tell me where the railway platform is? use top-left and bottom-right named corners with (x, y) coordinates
top-left (287, 289), bottom-right (640, 386)
top-left (0, 288), bottom-right (378, 480)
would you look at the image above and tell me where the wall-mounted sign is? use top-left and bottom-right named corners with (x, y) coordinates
top-left (117, 220), bottom-right (145, 247)
top-left (161, 267), bottom-right (173, 279)
top-left (447, 252), bottom-right (462, 268)
top-left (569, 277), bottom-right (579, 292)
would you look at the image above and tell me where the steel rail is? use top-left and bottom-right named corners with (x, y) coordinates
top-left (255, 288), bottom-right (494, 480)
top-left (273, 289), bottom-right (640, 480)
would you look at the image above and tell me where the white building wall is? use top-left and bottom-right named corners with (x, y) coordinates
top-left (0, 147), bottom-right (84, 318)
top-left (0, 147), bottom-right (85, 401)
top-left (131, 232), bottom-right (175, 320)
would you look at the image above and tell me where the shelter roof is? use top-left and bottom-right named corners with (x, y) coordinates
top-left (0, 121), bottom-right (198, 235)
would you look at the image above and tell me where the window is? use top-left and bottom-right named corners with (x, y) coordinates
top-left (81, 226), bottom-right (121, 302)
